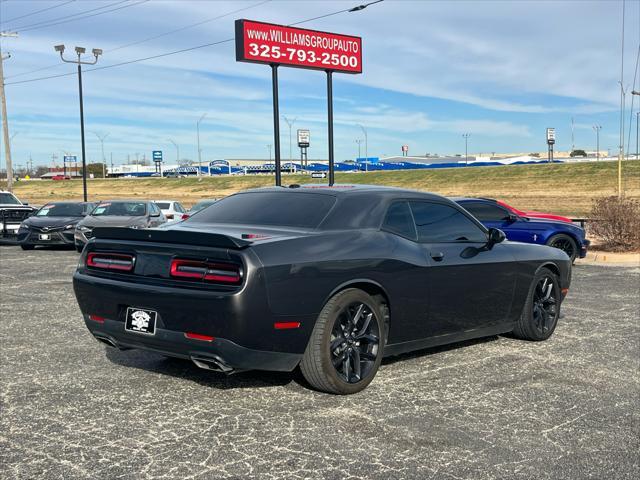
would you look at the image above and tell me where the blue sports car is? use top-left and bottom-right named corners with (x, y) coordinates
top-left (454, 197), bottom-right (589, 262)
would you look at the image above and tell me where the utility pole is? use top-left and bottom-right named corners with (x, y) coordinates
top-left (267, 144), bottom-right (272, 161)
top-left (632, 91), bottom-right (640, 160)
top-left (462, 133), bottom-right (471, 166)
top-left (1, 31), bottom-right (17, 191)
top-left (618, 82), bottom-right (626, 197)
top-left (593, 125), bottom-right (602, 161)
top-left (92, 132), bottom-right (109, 178)
top-left (55, 44), bottom-right (102, 201)
top-left (282, 115), bottom-right (297, 174)
top-left (358, 124), bottom-right (368, 172)
top-left (196, 113), bottom-right (207, 177)
top-left (571, 117), bottom-right (575, 153)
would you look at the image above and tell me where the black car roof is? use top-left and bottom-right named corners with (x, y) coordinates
top-left (241, 184), bottom-right (446, 201)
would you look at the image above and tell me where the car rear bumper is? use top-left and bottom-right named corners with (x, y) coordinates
top-left (84, 316), bottom-right (302, 372)
top-left (579, 239), bottom-right (590, 259)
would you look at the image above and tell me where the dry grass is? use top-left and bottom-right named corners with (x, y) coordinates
top-left (4, 161), bottom-right (639, 217)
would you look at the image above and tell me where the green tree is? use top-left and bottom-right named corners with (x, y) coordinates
top-left (86, 163), bottom-right (106, 178)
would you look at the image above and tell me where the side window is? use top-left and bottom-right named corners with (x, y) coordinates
top-left (461, 202), bottom-right (510, 222)
top-left (175, 203), bottom-right (185, 213)
top-left (382, 201), bottom-right (417, 240)
top-left (150, 203), bottom-right (159, 215)
top-left (409, 202), bottom-right (487, 243)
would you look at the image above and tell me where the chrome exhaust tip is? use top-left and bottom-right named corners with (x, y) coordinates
top-left (191, 355), bottom-right (234, 374)
top-left (94, 334), bottom-right (117, 348)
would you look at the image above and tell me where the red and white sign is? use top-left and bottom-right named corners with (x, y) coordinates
top-left (235, 19), bottom-right (362, 74)
top-left (401, 145), bottom-right (409, 153)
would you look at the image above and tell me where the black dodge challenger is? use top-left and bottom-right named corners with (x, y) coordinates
top-left (73, 185), bottom-right (571, 394)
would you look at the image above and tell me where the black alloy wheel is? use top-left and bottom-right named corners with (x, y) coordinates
top-left (329, 302), bottom-right (380, 384)
top-left (532, 276), bottom-right (558, 336)
top-left (512, 267), bottom-right (560, 341)
top-left (300, 288), bottom-right (385, 394)
top-left (547, 234), bottom-right (578, 263)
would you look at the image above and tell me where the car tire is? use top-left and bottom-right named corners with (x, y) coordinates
top-left (546, 234), bottom-right (578, 263)
top-left (300, 288), bottom-right (385, 395)
top-left (512, 267), bottom-right (561, 341)
top-left (20, 244), bottom-right (35, 250)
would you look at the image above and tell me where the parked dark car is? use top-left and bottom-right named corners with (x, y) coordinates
top-left (0, 190), bottom-right (36, 243)
top-left (73, 186), bottom-right (571, 394)
top-left (17, 201), bottom-right (96, 250)
top-left (454, 197), bottom-right (589, 262)
top-left (74, 200), bottom-right (166, 252)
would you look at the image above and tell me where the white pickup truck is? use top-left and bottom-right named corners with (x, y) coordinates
top-left (0, 191), bottom-right (36, 243)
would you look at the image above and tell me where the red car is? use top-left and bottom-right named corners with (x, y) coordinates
top-left (496, 200), bottom-right (572, 223)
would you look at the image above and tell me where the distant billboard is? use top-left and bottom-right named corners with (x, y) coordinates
top-left (546, 128), bottom-right (555, 144)
top-left (297, 129), bottom-right (310, 147)
top-left (235, 19), bottom-right (362, 74)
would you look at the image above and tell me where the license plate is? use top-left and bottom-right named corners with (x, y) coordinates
top-left (39, 234), bottom-right (50, 240)
top-left (125, 307), bottom-right (157, 335)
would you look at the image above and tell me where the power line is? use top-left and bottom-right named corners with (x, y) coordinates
top-left (8, 0), bottom-right (127, 31)
top-left (17, 0), bottom-right (149, 33)
top-left (6, 0), bottom-right (269, 80)
top-left (108, 0), bottom-right (271, 53)
top-left (0, 0), bottom-right (76, 26)
top-left (5, 1), bottom-right (384, 87)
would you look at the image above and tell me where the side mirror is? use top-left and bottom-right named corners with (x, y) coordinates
top-left (506, 213), bottom-right (518, 222)
top-left (151, 212), bottom-right (160, 218)
top-left (487, 228), bottom-right (506, 249)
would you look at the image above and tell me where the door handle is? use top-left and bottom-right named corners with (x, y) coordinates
top-left (430, 251), bottom-right (445, 261)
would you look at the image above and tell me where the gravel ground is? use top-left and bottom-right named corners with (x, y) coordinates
top-left (1, 245), bottom-right (638, 480)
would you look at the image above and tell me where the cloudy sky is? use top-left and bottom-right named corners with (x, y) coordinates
top-left (1, 0), bottom-right (639, 168)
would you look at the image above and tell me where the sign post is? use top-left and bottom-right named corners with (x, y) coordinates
top-left (235, 19), bottom-right (362, 186)
top-left (63, 155), bottom-right (77, 178)
top-left (297, 129), bottom-right (310, 168)
top-left (546, 128), bottom-right (555, 163)
top-left (152, 150), bottom-right (163, 176)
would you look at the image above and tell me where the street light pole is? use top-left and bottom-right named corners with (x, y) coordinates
top-left (356, 139), bottom-right (362, 159)
top-left (283, 115), bottom-right (297, 174)
top-left (593, 125), bottom-right (602, 161)
top-left (462, 133), bottom-right (471, 166)
top-left (357, 124), bottom-right (368, 172)
top-left (168, 139), bottom-right (179, 163)
top-left (267, 144), bottom-right (272, 161)
top-left (55, 44), bottom-right (102, 201)
top-left (196, 112), bottom-right (207, 177)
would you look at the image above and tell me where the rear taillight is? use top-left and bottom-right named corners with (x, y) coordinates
top-left (181, 214), bottom-right (190, 220)
top-left (170, 259), bottom-right (242, 285)
top-left (87, 252), bottom-right (135, 272)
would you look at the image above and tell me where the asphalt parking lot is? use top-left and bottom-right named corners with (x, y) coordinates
top-left (1, 246), bottom-right (638, 480)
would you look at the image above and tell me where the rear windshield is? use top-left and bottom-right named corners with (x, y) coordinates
top-left (156, 202), bottom-right (171, 209)
top-left (189, 192), bottom-right (335, 228)
top-left (191, 200), bottom-right (216, 212)
top-left (91, 202), bottom-right (147, 217)
top-left (36, 203), bottom-right (87, 217)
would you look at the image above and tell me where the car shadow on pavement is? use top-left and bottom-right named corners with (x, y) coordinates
top-left (104, 347), bottom-right (301, 391)
top-left (381, 335), bottom-right (499, 365)
top-left (104, 336), bottom-right (500, 392)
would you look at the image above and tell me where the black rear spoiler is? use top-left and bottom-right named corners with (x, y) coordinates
top-left (92, 227), bottom-right (251, 249)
